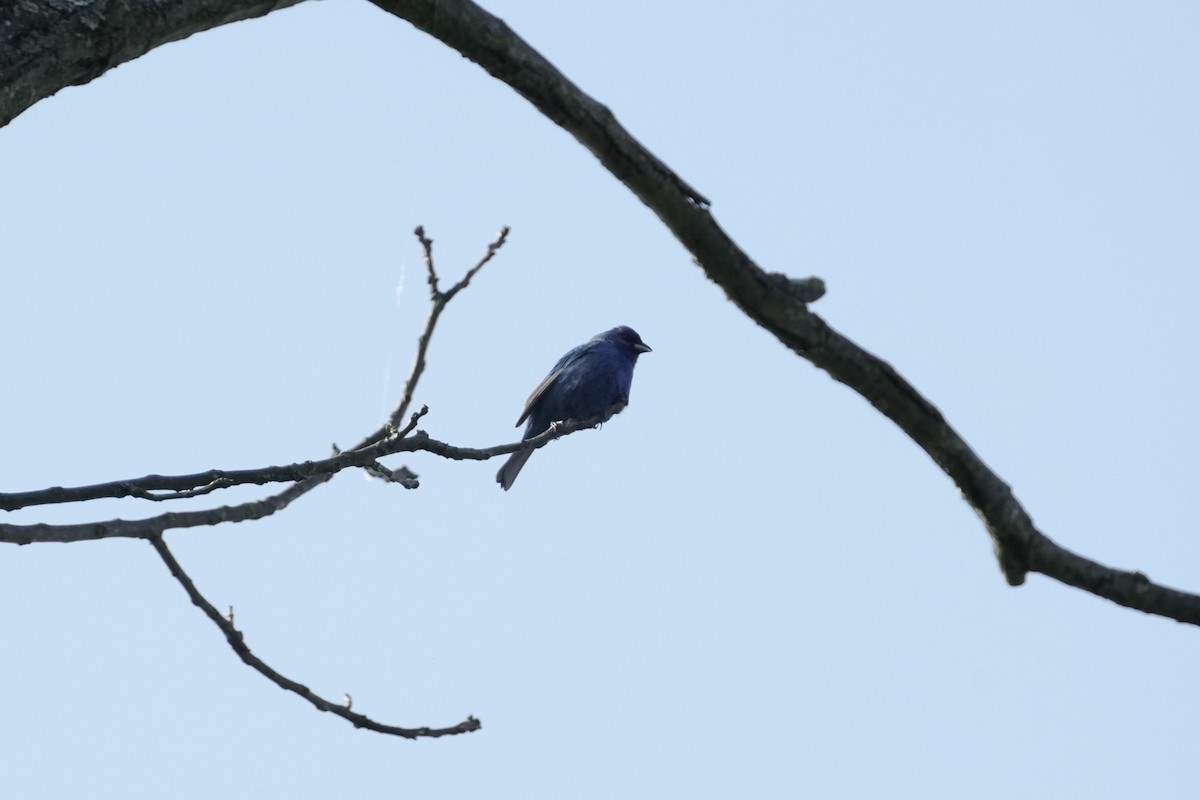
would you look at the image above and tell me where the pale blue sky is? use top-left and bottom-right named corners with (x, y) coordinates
top-left (3, 1), bottom-right (1200, 798)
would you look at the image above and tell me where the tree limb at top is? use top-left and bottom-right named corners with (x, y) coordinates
top-left (0, 0), bottom-right (308, 128)
top-left (4, 0), bottom-right (1197, 625)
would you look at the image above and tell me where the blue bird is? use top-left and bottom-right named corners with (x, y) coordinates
top-left (496, 325), bottom-right (652, 490)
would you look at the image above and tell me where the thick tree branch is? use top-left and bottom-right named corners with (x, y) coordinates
top-left (0, 0), bottom-right (309, 128)
top-left (149, 532), bottom-right (479, 739)
top-left (362, 0), bottom-right (1200, 625)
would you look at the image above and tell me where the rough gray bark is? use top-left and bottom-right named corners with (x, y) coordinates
top-left (5, 0), bottom-right (1199, 626)
top-left (0, 0), bottom-right (307, 127)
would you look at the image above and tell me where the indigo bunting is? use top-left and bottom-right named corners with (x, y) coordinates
top-left (496, 325), bottom-right (652, 490)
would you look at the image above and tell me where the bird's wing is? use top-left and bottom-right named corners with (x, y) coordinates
top-left (515, 341), bottom-right (598, 426)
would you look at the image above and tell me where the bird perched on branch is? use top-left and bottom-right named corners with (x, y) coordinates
top-left (496, 325), bottom-right (652, 491)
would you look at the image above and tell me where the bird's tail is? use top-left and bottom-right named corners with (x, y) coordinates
top-left (496, 449), bottom-right (534, 491)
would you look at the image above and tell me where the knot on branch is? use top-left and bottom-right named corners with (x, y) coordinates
top-left (763, 271), bottom-right (826, 304)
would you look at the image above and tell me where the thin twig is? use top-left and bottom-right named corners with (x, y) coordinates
top-left (385, 226), bottom-right (509, 434)
top-left (1, 227), bottom-right (506, 515)
top-left (148, 532), bottom-right (479, 740)
top-left (416, 224), bottom-right (439, 295)
top-left (1, 230), bottom-right (509, 515)
top-left (443, 225), bottom-right (509, 303)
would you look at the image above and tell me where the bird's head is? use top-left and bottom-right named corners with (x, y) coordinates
top-left (602, 325), bottom-right (652, 359)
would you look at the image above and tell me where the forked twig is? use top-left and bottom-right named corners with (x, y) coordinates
top-left (0, 228), bottom-right (510, 738)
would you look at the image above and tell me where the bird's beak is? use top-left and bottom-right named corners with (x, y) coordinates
top-left (635, 342), bottom-right (652, 353)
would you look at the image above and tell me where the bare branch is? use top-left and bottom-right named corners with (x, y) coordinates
top-left (405, 401), bottom-right (627, 462)
top-left (416, 224), bottom-right (439, 295)
top-left (148, 533), bottom-right (479, 740)
top-left (443, 225), bottom-right (509, 302)
top-left (1, 406), bottom-right (621, 543)
top-left (2, 229), bottom-right (509, 517)
top-left (384, 226), bottom-right (509, 435)
top-left (2, 464), bottom-right (319, 512)
top-left (0, 434), bottom-right (398, 511)
top-left (395, 406), bottom-right (431, 438)
top-left (1, 477), bottom-right (327, 545)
